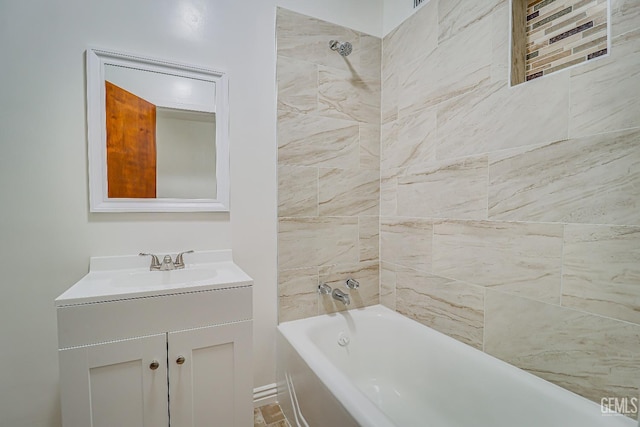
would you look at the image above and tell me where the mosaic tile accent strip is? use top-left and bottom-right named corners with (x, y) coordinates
top-left (549, 21), bottom-right (593, 43)
top-left (526, 70), bottom-right (544, 80)
top-left (587, 47), bottom-right (607, 59)
top-left (524, 0), bottom-right (608, 81)
top-left (533, 0), bottom-right (556, 11)
top-left (531, 7), bottom-right (573, 30)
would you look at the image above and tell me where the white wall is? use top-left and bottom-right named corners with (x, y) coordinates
top-left (156, 110), bottom-right (217, 199)
top-left (382, 0), bottom-right (430, 35)
top-left (280, 0), bottom-right (383, 36)
top-left (0, 0), bottom-right (381, 425)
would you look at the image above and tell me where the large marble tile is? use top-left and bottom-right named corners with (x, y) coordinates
top-left (569, 30), bottom-right (640, 138)
top-left (359, 123), bottom-right (380, 170)
top-left (563, 224), bottom-right (640, 325)
top-left (380, 167), bottom-right (402, 217)
top-left (381, 67), bottom-right (398, 124)
top-left (277, 110), bottom-right (359, 169)
top-left (488, 128), bottom-right (640, 225)
top-left (359, 34), bottom-right (382, 80)
top-left (396, 156), bottom-right (488, 220)
top-left (318, 168), bottom-right (379, 216)
top-left (438, 0), bottom-right (506, 43)
top-left (611, 0), bottom-right (640, 38)
top-left (433, 221), bottom-right (563, 303)
top-left (383, 0), bottom-right (438, 77)
top-left (359, 216), bottom-right (379, 263)
top-left (484, 290), bottom-right (640, 404)
top-left (381, 108), bottom-right (437, 170)
top-left (278, 217), bottom-right (359, 269)
top-left (278, 165), bottom-right (317, 217)
top-left (436, 73), bottom-right (569, 160)
top-left (398, 16), bottom-right (492, 116)
top-left (276, 8), bottom-right (361, 73)
top-left (318, 65), bottom-right (380, 124)
top-left (277, 56), bottom-right (317, 114)
top-left (380, 262), bottom-right (397, 310)
top-left (319, 262), bottom-right (379, 314)
top-left (491, 4), bottom-right (510, 83)
top-left (278, 267), bottom-right (318, 323)
top-left (380, 217), bottom-right (433, 272)
top-left (380, 119), bottom-right (398, 167)
top-left (395, 268), bottom-right (485, 349)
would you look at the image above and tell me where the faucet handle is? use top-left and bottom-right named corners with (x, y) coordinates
top-left (346, 278), bottom-right (360, 289)
top-left (318, 283), bottom-right (332, 295)
top-left (139, 253), bottom-right (161, 270)
top-left (174, 250), bottom-right (194, 269)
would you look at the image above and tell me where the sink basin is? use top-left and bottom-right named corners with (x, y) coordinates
top-left (111, 267), bottom-right (218, 288)
top-left (55, 250), bottom-right (253, 306)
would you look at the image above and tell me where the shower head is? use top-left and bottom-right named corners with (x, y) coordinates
top-left (329, 40), bottom-right (353, 57)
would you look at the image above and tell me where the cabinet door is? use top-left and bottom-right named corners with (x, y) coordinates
top-left (59, 334), bottom-right (169, 427)
top-left (168, 321), bottom-right (252, 427)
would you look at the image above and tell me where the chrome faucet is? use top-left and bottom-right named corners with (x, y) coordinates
top-left (174, 250), bottom-right (194, 269)
top-left (345, 278), bottom-right (359, 289)
top-left (139, 253), bottom-right (161, 270)
top-left (332, 288), bottom-right (350, 305)
top-left (159, 255), bottom-right (176, 271)
top-left (318, 283), bottom-right (332, 295)
top-left (140, 250), bottom-right (194, 271)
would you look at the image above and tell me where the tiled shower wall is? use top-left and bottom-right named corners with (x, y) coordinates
top-left (380, 0), bottom-right (640, 407)
top-left (276, 9), bottom-right (381, 322)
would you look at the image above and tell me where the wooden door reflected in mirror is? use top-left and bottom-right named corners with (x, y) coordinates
top-left (105, 81), bottom-right (157, 199)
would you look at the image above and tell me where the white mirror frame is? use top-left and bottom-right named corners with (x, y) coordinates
top-left (86, 48), bottom-right (230, 212)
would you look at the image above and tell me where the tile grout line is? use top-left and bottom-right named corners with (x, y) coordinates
top-left (559, 223), bottom-right (566, 307)
top-left (381, 258), bottom-right (640, 328)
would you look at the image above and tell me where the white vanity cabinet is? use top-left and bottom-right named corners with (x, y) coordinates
top-left (55, 251), bottom-right (253, 427)
top-left (58, 333), bottom-right (170, 427)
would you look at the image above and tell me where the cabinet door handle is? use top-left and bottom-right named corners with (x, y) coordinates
top-left (176, 356), bottom-right (186, 365)
top-left (149, 360), bottom-right (160, 370)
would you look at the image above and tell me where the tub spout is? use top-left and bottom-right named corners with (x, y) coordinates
top-left (332, 288), bottom-right (350, 305)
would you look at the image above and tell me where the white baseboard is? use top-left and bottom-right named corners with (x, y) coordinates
top-left (254, 383), bottom-right (278, 407)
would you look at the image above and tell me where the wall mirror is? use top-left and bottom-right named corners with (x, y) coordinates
top-left (87, 48), bottom-right (229, 212)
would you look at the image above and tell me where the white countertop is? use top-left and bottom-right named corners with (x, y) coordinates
top-left (55, 250), bottom-right (253, 306)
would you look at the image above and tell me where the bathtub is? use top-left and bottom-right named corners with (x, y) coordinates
top-left (277, 304), bottom-right (635, 427)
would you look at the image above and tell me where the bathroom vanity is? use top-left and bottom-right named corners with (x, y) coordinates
top-left (55, 250), bottom-right (253, 427)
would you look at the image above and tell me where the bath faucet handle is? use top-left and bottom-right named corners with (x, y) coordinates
top-left (174, 250), bottom-right (194, 269)
top-left (318, 283), bottom-right (332, 295)
top-left (139, 253), bottom-right (161, 271)
top-left (345, 278), bottom-right (359, 289)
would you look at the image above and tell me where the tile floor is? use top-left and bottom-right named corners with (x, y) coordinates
top-left (254, 403), bottom-right (290, 427)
